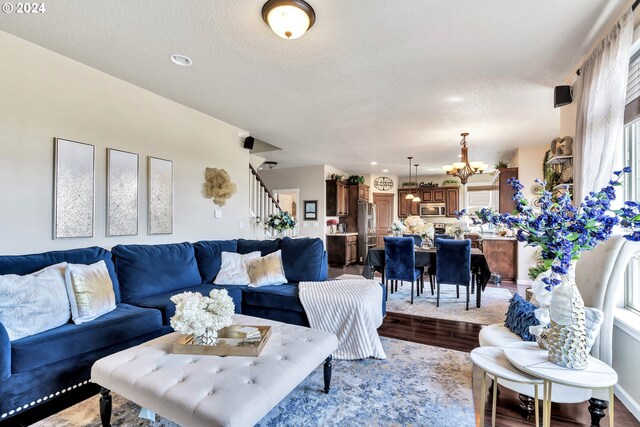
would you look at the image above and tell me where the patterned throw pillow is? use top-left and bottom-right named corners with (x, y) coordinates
top-left (247, 250), bottom-right (288, 287)
top-left (0, 263), bottom-right (71, 340)
top-left (504, 293), bottom-right (540, 341)
top-left (214, 251), bottom-right (261, 285)
top-left (65, 261), bottom-right (116, 324)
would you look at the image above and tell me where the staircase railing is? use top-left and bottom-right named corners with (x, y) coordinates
top-left (249, 164), bottom-right (281, 227)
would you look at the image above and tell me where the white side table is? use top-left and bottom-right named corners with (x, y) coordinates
top-left (504, 346), bottom-right (618, 427)
top-left (470, 347), bottom-right (545, 427)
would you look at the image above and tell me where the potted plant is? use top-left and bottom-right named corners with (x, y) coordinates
top-left (495, 160), bottom-right (510, 169)
top-left (170, 289), bottom-right (235, 345)
top-left (265, 211), bottom-right (297, 237)
top-left (346, 175), bottom-right (365, 185)
top-left (326, 218), bottom-right (339, 234)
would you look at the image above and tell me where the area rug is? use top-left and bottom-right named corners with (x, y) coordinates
top-left (385, 283), bottom-right (512, 325)
top-left (34, 337), bottom-right (475, 427)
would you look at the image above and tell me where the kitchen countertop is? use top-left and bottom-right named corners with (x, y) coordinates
top-left (326, 232), bottom-right (358, 236)
top-left (479, 233), bottom-right (517, 241)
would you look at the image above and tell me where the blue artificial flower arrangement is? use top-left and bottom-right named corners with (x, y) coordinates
top-left (477, 167), bottom-right (640, 289)
top-left (266, 210), bottom-right (297, 231)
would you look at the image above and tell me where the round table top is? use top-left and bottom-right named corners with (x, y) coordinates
top-left (504, 345), bottom-right (618, 389)
top-left (470, 347), bottom-right (544, 384)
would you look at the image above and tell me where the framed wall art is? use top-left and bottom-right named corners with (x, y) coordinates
top-left (303, 200), bottom-right (318, 220)
top-left (147, 156), bottom-right (173, 235)
top-left (107, 148), bottom-right (139, 236)
top-left (53, 138), bottom-right (95, 239)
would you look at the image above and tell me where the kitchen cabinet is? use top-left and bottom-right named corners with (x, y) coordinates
top-left (326, 180), bottom-right (349, 217)
top-left (445, 187), bottom-right (459, 217)
top-left (326, 234), bottom-right (358, 267)
top-left (481, 238), bottom-right (517, 281)
top-left (498, 168), bottom-right (519, 214)
top-left (349, 183), bottom-right (369, 202)
top-left (397, 189), bottom-right (419, 218)
top-left (420, 188), bottom-right (445, 203)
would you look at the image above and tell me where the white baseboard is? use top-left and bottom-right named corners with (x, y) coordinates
top-left (615, 383), bottom-right (640, 422)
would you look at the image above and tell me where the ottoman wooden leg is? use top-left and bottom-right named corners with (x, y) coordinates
top-left (323, 355), bottom-right (333, 394)
top-left (99, 387), bottom-right (112, 427)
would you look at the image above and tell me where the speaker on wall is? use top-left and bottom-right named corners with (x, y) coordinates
top-left (554, 85), bottom-right (573, 108)
top-left (243, 136), bottom-right (255, 150)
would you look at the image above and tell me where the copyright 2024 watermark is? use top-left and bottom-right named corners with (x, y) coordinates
top-left (2, 2), bottom-right (46, 13)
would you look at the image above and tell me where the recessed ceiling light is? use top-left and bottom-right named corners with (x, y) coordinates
top-left (447, 96), bottom-right (463, 103)
top-left (371, 161), bottom-right (378, 165)
top-left (382, 169), bottom-right (389, 173)
top-left (170, 54), bottom-right (192, 67)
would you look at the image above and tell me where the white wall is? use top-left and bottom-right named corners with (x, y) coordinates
top-left (363, 173), bottom-right (400, 219)
top-left (0, 31), bottom-right (255, 255)
top-left (509, 144), bottom-right (550, 284)
top-left (259, 165), bottom-right (326, 241)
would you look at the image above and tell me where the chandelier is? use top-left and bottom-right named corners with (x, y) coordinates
top-left (441, 132), bottom-right (488, 185)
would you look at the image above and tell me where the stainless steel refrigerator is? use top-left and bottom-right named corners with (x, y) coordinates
top-left (357, 202), bottom-right (377, 263)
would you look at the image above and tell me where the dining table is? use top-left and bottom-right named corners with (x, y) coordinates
top-left (362, 246), bottom-right (492, 308)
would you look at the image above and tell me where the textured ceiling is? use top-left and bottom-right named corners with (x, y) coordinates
top-left (0, 0), bottom-right (629, 175)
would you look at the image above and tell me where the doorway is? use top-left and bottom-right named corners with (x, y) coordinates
top-left (373, 193), bottom-right (394, 247)
top-left (273, 188), bottom-right (300, 237)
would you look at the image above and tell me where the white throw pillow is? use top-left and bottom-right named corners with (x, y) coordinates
top-left (65, 261), bottom-right (116, 324)
top-left (0, 263), bottom-right (71, 341)
top-left (247, 250), bottom-right (288, 287)
top-left (214, 251), bottom-right (261, 285)
top-left (585, 306), bottom-right (604, 353)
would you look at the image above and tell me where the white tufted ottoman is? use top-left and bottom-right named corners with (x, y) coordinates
top-left (91, 314), bottom-right (338, 427)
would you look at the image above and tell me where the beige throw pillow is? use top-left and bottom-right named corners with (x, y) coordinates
top-left (247, 250), bottom-right (288, 287)
top-left (214, 251), bottom-right (261, 285)
top-left (65, 261), bottom-right (116, 324)
top-left (0, 263), bottom-right (71, 341)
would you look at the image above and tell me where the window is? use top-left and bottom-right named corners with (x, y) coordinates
top-left (624, 121), bottom-right (640, 313)
top-left (465, 185), bottom-right (498, 214)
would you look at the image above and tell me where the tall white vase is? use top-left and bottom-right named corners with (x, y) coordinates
top-left (546, 264), bottom-right (588, 369)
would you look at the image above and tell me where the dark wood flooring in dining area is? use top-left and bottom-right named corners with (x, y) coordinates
top-left (329, 265), bottom-right (640, 427)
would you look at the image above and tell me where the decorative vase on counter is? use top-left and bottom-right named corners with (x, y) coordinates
top-left (329, 224), bottom-right (337, 234)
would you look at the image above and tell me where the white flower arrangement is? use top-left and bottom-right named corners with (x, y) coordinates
top-left (404, 215), bottom-right (425, 234)
top-left (420, 222), bottom-right (435, 240)
top-left (170, 289), bottom-right (235, 339)
top-left (449, 222), bottom-right (465, 239)
top-left (390, 219), bottom-right (406, 233)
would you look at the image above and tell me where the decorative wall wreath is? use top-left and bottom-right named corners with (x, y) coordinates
top-left (203, 168), bottom-right (237, 206)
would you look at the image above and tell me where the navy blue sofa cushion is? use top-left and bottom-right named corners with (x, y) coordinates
top-left (0, 246), bottom-right (121, 302)
top-left (129, 284), bottom-right (243, 325)
top-left (112, 242), bottom-right (202, 302)
top-left (242, 284), bottom-right (305, 313)
top-left (193, 240), bottom-right (238, 283)
top-left (280, 237), bottom-right (325, 282)
top-left (11, 304), bottom-right (162, 373)
top-left (237, 238), bottom-right (280, 256)
top-left (504, 294), bottom-right (540, 342)
top-left (0, 322), bottom-right (9, 381)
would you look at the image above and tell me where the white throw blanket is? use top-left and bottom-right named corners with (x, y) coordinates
top-left (298, 279), bottom-right (386, 360)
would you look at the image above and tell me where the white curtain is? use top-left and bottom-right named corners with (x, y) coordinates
top-left (574, 9), bottom-right (634, 202)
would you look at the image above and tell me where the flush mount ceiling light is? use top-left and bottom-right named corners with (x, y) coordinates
top-left (259, 161), bottom-right (278, 170)
top-left (262, 0), bottom-right (316, 40)
top-left (441, 132), bottom-right (488, 185)
top-left (170, 54), bottom-right (192, 67)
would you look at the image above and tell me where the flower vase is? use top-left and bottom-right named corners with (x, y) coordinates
top-left (329, 224), bottom-right (336, 234)
top-left (545, 264), bottom-right (588, 369)
top-left (194, 328), bottom-right (218, 346)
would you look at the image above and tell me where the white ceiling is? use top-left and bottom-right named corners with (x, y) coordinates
top-left (0, 0), bottom-right (629, 176)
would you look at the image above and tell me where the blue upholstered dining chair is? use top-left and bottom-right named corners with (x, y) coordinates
top-left (402, 234), bottom-right (422, 246)
top-left (428, 234), bottom-right (454, 295)
top-left (435, 238), bottom-right (472, 310)
top-left (384, 237), bottom-right (424, 304)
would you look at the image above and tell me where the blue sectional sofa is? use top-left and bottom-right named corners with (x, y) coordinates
top-left (0, 237), bottom-right (353, 420)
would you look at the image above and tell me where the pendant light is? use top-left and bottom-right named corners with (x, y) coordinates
top-left (412, 164), bottom-right (421, 203)
top-left (405, 157), bottom-right (414, 200)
